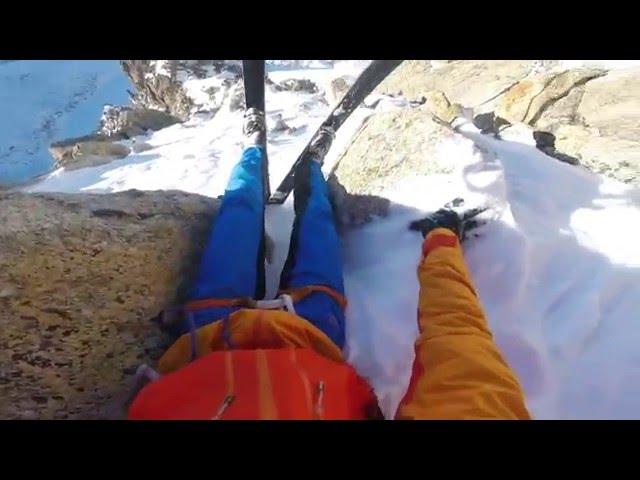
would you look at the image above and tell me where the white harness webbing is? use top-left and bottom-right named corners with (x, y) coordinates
top-left (253, 293), bottom-right (296, 314)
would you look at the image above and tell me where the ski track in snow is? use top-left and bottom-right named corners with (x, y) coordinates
top-left (26, 60), bottom-right (640, 419)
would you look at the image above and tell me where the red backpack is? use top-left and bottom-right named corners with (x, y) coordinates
top-left (129, 347), bottom-right (381, 420)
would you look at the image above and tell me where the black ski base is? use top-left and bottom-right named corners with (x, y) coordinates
top-left (267, 60), bottom-right (403, 205)
top-left (242, 60), bottom-right (271, 201)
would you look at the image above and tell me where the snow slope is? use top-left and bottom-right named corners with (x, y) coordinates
top-left (28, 61), bottom-right (369, 198)
top-left (25, 60), bottom-right (640, 419)
top-left (0, 60), bottom-right (131, 186)
top-left (343, 120), bottom-right (640, 419)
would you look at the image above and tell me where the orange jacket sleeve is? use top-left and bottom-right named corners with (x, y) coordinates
top-left (395, 228), bottom-right (530, 419)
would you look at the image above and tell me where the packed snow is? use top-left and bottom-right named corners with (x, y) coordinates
top-left (344, 120), bottom-right (640, 419)
top-left (21, 60), bottom-right (640, 419)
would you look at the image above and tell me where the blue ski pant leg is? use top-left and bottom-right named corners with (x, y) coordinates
top-left (279, 160), bottom-right (346, 349)
top-left (177, 146), bottom-right (265, 334)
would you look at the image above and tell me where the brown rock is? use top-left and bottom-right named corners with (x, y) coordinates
top-left (533, 84), bottom-right (587, 132)
top-left (422, 91), bottom-right (465, 124)
top-left (49, 137), bottom-right (131, 171)
top-left (495, 73), bottom-right (553, 124)
top-left (333, 104), bottom-right (456, 195)
top-left (377, 60), bottom-right (536, 110)
top-left (0, 190), bottom-right (219, 419)
top-left (533, 67), bottom-right (640, 185)
top-left (327, 175), bottom-right (390, 229)
top-left (524, 68), bottom-right (605, 124)
top-left (577, 67), bottom-right (640, 142)
top-left (554, 124), bottom-right (640, 182)
top-left (326, 75), bottom-right (353, 105)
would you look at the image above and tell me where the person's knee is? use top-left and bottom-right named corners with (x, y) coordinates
top-left (221, 189), bottom-right (263, 215)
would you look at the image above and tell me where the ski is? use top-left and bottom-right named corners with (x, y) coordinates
top-left (242, 60), bottom-right (271, 200)
top-left (267, 60), bottom-right (403, 205)
top-left (242, 60), bottom-right (269, 299)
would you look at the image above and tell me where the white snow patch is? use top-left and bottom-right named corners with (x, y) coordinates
top-left (343, 121), bottom-right (640, 419)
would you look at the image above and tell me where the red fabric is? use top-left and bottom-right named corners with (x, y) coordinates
top-left (128, 348), bottom-right (377, 420)
top-left (422, 232), bottom-right (458, 256)
top-left (279, 285), bottom-right (348, 310)
top-left (185, 297), bottom-right (245, 311)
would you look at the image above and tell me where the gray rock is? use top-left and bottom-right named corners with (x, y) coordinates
top-left (120, 60), bottom-right (194, 120)
top-left (473, 112), bottom-right (511, 135)
top-left (535, 67), bottom-right (640, 185)
top-left (0, 190), bottom-right (219, 419)
top-left (333, 104), bottom-right (456, 196)
top-left (577, 67), bottom-right (640, 142)
top-left (533, 131), bottom-right (580, 165)
top-left (228, 82), bottom-right (246, 111)
top-left (326, 75), bottom-right (353, 105)
top-left (132, 141), bottom-right (154, 154)
top-left (327, 175), bottom-right (390, 229)
top-left (533, 130), bottom-right (556, 150)
top-left (277, 78), bottom-right (319, 94)
top-left (99, 105), bottom-right (181, 139)
top-left (270, 114), bottom-right (291, 133)
top-left (554, 124), bottom-right (640, 181)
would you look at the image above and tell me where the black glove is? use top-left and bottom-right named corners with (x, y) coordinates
top-left (409, 198), bottom-right (487, 241)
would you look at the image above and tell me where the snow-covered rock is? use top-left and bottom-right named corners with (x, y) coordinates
top-left (379, 60), bottom-right (640, 186)
top-left (98, 105), bottom-right (181, 138)
top-left (49, 135), bottom-right (131, 171)
top-left (120, 60), bottom-right (194, 120)
top-left (326, 75), bottom-right (354, 106)
top-left (120, 60), bottom-right (244, 119)
top-left (275, 78), bottom-right (319, 94)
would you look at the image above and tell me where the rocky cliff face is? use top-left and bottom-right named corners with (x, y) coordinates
top-left (0, 190), bottom-right (219, 419)
top-left (371, 60), bottom-right (640, 186)
top-left (120, 60), bottom-right (196, 120)
top-left (120, 60), bottom-right (251, 118)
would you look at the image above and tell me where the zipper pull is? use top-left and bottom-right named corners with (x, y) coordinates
top-left (314, 381), bottom-right (325, 420)
top-left (212, 394), bottom-right (235, 420)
